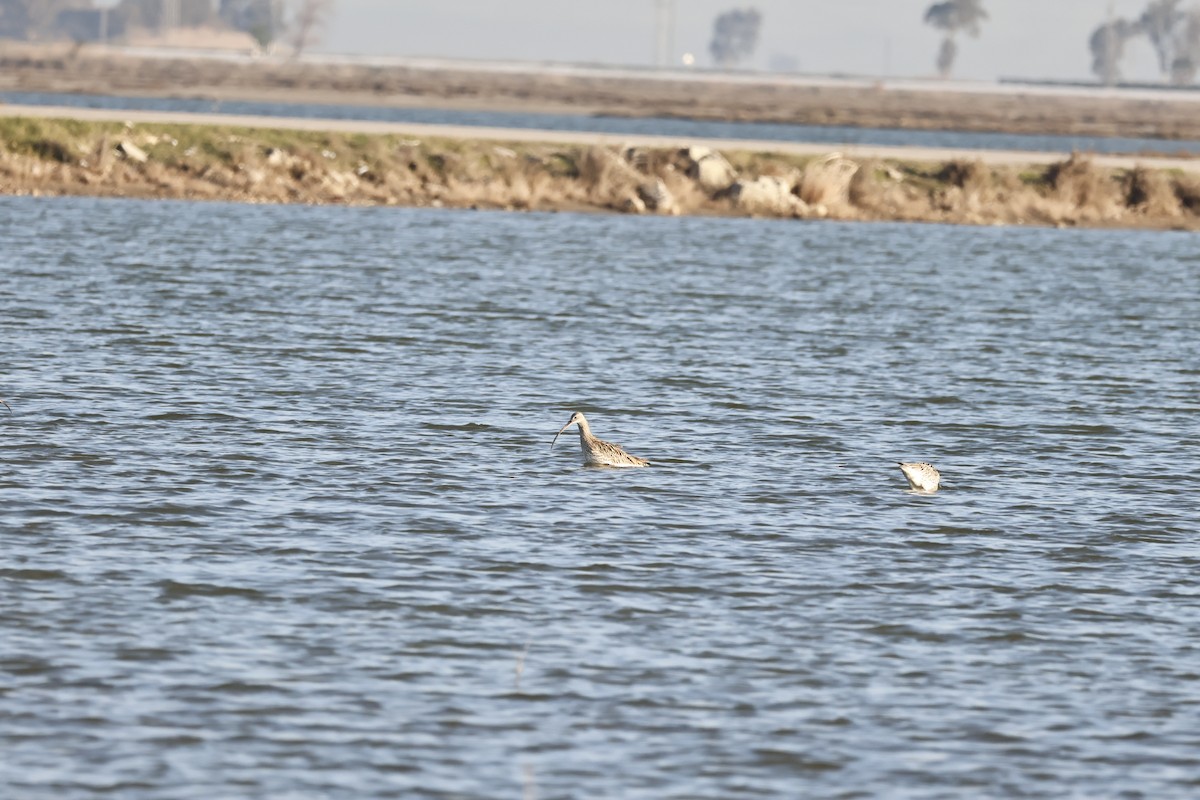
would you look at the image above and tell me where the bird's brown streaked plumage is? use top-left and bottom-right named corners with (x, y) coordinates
top-left (551, 411), bottom-right (649, 468)
top-left (898, 461), bottom-right (941, 493)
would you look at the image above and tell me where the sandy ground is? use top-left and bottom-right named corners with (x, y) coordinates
top-left (6, 104), bottom-right (1200, 175)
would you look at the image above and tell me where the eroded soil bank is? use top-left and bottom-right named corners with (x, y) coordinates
top-left (3, 115), bottom-right (1200, 230)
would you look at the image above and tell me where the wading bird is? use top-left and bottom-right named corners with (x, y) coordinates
top-left (552, 412), bottom-right (649, 468)
top-left (898, 461), bottom-right (941, 493)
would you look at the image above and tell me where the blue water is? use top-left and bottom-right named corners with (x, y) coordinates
top-left (1, 196), bottom-right (1198, 798)
top-left (6, 88), bottom-right (1200, 157)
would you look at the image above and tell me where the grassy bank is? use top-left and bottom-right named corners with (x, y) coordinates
top-left (3, 115), bottom-right (1200, 230)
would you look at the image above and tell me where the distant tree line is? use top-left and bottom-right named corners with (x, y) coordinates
top-left (709, 7), bottom-right (761, 68)
top-left (920, 1), bottom-right (1200, 86)
top-left (923, 0), bottom-right (987, 77)
top-left (0, 0), bottom-right (328, 53)
top-left (1090, 0), bottom-right (1200, 85)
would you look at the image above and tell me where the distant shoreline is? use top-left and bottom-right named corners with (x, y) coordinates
top-left (4, 108), bottom-right (1200, 231)
top-left (6, 41), bottom-right (1200, 142)
top-left (9, 104), bottom-right (1200, 174)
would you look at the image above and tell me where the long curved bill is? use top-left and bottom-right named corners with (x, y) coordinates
top-left (551, 421), bottom-right (573, 449)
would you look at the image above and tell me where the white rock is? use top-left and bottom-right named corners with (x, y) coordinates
top-left (731, 176), bottom-right (802, 215)
top-left (116, 140), bottom-right (148, 163)
top-left (621, 193), bottom-right (647, 214)
top-left (685, 146), bottom-right (737, 193)
top-left (637, 179), bottom-right (678, 214)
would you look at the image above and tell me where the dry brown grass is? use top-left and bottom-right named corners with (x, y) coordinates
top-left (1124, 165), bottom-right (1181, 217)
top-left (939, 160), bottom-right (992, 195)
top-left (577, 146), bottom-right (635, 199)
top-left (660, 169), bottom-right (709, 214)
top-left (798, 154), bottom-right (859, 206)
top-left (1046, 154), bottom-right (1124, 222)
top-left (1173, 173), bottom-right (1200, 213)
top-left (847, 161), bottom-right (930, 222)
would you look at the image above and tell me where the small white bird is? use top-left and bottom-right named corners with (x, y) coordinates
top-left (552, 411), bottom-right (649, 468)
top-left (898, 461), bottom-right (941, 493)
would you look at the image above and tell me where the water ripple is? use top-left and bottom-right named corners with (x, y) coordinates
top-left (1, 198), bottom-right (1199, 798)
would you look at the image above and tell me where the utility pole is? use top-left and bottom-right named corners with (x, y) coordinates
top-left (1105, 1), bottom-right (1116, 85)
top-left (162, 0), bottom-right (181, 31)
top-left (655, 0), bottom-right (676, 67)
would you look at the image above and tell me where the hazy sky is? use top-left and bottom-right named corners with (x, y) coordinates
top-left (315, 1), bottom-right (1175, 82)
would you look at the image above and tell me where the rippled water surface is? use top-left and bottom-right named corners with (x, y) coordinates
top-left (2, 197), bottom-right (1199, 799)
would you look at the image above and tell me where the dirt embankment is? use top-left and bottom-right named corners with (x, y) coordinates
top-left (5, 41), bottom-right (1200, 142)
top-left (4, 115), bottom-right (1200, 230)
